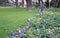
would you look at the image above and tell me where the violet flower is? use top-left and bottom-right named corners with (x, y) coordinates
top-left (26, 21), bottom-right (30, 26)
top-left (29, 18), bottom-right (32, 24)
top-left (10, 36), bottom-right (16, 38)
top-left (21, 26), bottom-right (25, 33)
top-left (18, 33), bottom-right (24, 38)
top-left (10, 31), bottom-right (14, 36)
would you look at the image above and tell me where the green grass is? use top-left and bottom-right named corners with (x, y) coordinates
top-left (0, 8), bottom-right (38, 38)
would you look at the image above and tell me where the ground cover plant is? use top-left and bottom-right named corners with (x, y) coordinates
top-left (0, 8), bottom-right (60, 38)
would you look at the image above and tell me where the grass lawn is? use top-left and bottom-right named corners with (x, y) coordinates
top-left (0, 8), bottom-right (60, 38)
top-left (0, 8), bottom-right (38, 38)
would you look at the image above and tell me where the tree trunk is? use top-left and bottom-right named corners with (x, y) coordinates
top-left (38, 0), bottom-right (40, 6)
top-left (16, 0), bottom-right (18, 8)
top-left (52, 0), bottom-right (59, 8)
top-left (26, 0), bottom-right (32, 10)
top-left (22, 0), bottom-right (24, 7)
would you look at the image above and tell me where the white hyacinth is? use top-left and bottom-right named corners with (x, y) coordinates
top-left (19, 30), bottom-right (21, 33)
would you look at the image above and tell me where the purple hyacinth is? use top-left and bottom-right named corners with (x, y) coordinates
top-left (21, 26), bottom-right (25, 33)
top-left (10, 31), bottom-right (14, 36)
top-left (10, 36), bottom-right (16, 38)
top-left (39, 6), bottom-right (44, 11)
top-left (26, 21), bottom-right (30, 26)
top-left (29, 18), bottom-right (32, 24)
top-left (38, 5), bottom-right (44, 16)
top-left (26, 18), bottom-right (32, 26)
top-left (18, 33), bottom-right (24, 38)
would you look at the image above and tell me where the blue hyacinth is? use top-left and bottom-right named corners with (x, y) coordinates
top-left (26, 21), bottom-right (30, 26)
top-left (29, 18), bottom-right (32, 24)
top-left (21, 26), bottom-right (25, 33)
top-left (10, 36), bottom-right (16, 38)
top-left (18, 33), bottom-right (24, 38)
top-left (10, 31), bottom-right (14, 36)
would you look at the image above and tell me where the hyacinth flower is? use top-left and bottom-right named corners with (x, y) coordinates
top-left (26, 16), bottom-right (33, 27)
top-left (10, 31), bottom-right (14, 36)
top-left (10, 36), bottom-right (16, 38)
top-left (10, 31), bottom-right (16, 38)
top-left (17, 26), bottom-right (25, 38)
top-left (18, 30), bottom-right (21, 33)
top-left (29, 18), bottom-right (32, 24)
top-left (38, 2), bottom-right (44, 16)
top-left (28, 14), bottom-right (35, 25)
top-left (26, 20), bottom-right (30, 26)
top-left (21, 26), bottom-right (25, 33)
top-left (18, 33), bottom-right (24, 38)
